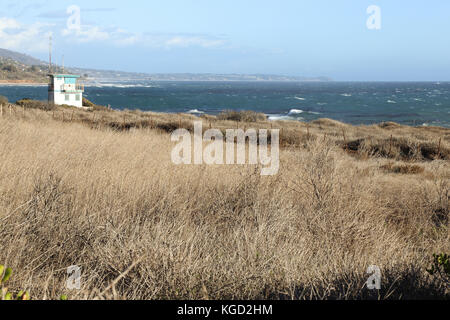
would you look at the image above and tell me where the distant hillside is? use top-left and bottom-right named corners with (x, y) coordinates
top-left (0, 58), bottom-right (46, 83)
top-left (0, 48), bottom-right (45, 66)
top-left (0, 48), bottom-right (332, 83)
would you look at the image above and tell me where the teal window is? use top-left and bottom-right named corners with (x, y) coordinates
top-left (64, 77), bottom-right (77, 84)
top-left (65, 94), bottom-right (70, 101)
top-left (76, 94), bottom-right (80, 101)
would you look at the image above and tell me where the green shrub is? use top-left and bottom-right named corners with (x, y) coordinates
top-left (0, 265), bottom-right (30, 300)
top-left (83, 97), bottom-right (111, 112)
top-left (427, 253), bottom-right (450, 287)
top-left (82, 97), bottom-right (95, 107)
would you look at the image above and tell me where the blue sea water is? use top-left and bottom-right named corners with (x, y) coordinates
top-left (0, 81), bottom-right (449, 127)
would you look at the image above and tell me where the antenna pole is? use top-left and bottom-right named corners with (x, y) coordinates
top-left (62, 55), bottom-right (64, 73)
top-left (49, 34), bottom-right (52, 73)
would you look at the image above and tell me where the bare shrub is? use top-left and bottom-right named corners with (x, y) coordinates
top-left (217, 110), bottom-right (267, 122)
top-left (16, 98), bottom-right (54, 111)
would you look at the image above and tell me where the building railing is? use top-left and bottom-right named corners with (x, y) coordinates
top-left (75, 84), bottom-right (84, 92)
top-left (48, 83), bottom-right (84, 92)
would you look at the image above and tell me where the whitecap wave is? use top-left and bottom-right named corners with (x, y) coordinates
top-left (267, 108), bottom-right (320, 121)
top-left (187, 109), bottom-right (204, 114)
top-left (387, 100), bottom-right (397, 104)
top-left (268, 115), bottom-right (304, 121)
top-left (288, 109), bottom-right (321, 116)
top-left (294, 96), bottom-right (306, 101)
top-left (288, 109), bottom-right (304, 115)
top-left (340, 93), bottom-right (352, 97)
top-left (86, 83), bottom-right (159, 88)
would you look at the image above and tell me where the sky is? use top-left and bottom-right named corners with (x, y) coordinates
top-left (0, 0), bottom-right (449, 81)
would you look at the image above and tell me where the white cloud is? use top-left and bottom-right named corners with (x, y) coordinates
top-left (114, 32), bottom-right (227, 49)
top-left (0, 18), bottom-right (20, 30)
top-left (62, 25), bottom-right (110, 43)
top-left (0, 15), bottom-right (228, 52)
top-left (164, 36), bottom-right (226, 48)
top-left (0, 17), bottom-right (52, 52)
top-left (62, 25), bottom-right (228, 49)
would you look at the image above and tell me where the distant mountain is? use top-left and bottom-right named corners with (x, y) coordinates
top-left (0, 48), bottom-right (45, 66)
top-left (0, 48), bottom-right (332, 83)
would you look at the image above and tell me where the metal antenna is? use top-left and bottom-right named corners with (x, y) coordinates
top-left (62, 55), bottom-right (65, 73)
top-left (49, 34), bottom-right (52, 73)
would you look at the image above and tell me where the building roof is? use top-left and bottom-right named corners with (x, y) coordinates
top-left (48, 74), bottom-right (81, 78)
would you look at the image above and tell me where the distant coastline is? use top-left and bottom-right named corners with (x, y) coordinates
top-left (0, 80), bottom-right (46, 86)
top-left (80, 74), bottom-right (332, 83)
top-left (1, 48), bottom-right (332, 83)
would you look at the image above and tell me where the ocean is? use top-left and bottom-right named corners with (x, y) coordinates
top-left (0, 81), bottom-right (449, 127)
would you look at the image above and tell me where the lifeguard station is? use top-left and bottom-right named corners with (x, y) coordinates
top-left (48, 74), bottom-right (84, 108)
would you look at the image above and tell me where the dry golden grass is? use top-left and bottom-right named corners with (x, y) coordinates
top-left (0, 105), bottom-right (448, 300)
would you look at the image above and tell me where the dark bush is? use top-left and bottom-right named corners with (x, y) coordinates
top-left (2, 64), bottom-right (18, 72)
top-left (16, 98), bottom-right (54, 111)
top-left (28, 65), bottom-right (41, 73)
top-left (83, 97), bottom-right (111, 112)
top-left (217, 110), bottom-right (267, 122)
top-left (82, 97), bottom-right (95, 107)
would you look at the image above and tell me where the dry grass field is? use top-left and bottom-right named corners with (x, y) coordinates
top-left (0, 104), bottom-right (448, 300)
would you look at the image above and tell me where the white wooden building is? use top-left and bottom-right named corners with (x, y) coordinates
top-left (48, 74), bottom-right (84, 107)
